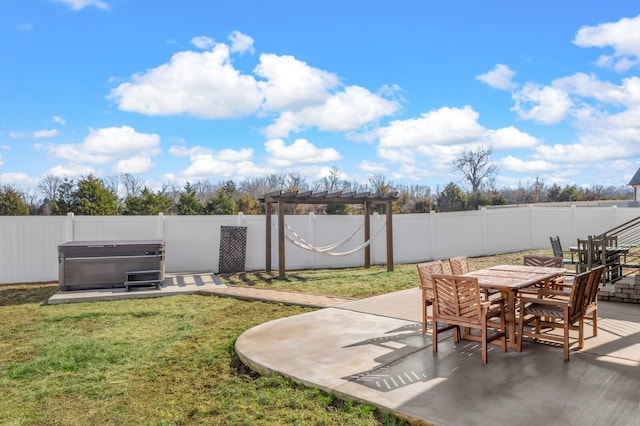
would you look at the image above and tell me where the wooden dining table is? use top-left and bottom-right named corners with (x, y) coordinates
top-left (463, 264), bottom-right (566, 350)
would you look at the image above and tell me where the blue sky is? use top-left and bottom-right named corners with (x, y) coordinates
top-left (2, 1), bottom-right (640, 196)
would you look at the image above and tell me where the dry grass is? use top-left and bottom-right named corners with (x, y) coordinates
top-left (217, 249), bottom-right (552, 298)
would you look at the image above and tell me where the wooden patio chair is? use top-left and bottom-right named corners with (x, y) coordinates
top-left (449, 256), bottom-right (496, 299)
top-left (416, 261), bottom-right (445, 334)
top-left (550, 265), bottom-right (605, 336)
top-left (448, 256), bottom-right (469, 275)
top-left (549, 235), bottom-right (576, 274)
top-left (431, 274), bottom-right (507, 364)
top-left (583, 265), bottom-right (606, 337)
top-left (517, 269), bottom-right (591, 361)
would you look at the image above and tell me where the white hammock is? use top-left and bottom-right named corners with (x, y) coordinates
top-left (284, 222), bottom-right (364, 252)
top-left (274, 220), bottom-right (386, 257)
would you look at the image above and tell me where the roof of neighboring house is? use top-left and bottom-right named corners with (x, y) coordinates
top-left (629, 168), bottom-right (640, 185)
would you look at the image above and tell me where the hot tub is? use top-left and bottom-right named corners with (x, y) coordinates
top-left (58, 240), bottom-right (165, 291)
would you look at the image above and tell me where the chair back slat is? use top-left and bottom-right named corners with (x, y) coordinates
top-left (569, 271), bottom-right (590, 323)
top-left (432, 274), bottom-right (482, 325)
top-left (449, 256), bottom-right (470, 275)
top-left (549, 236), bottom-right (564, 258)
top-left (585, 265), bottom-right (605, 307)
top-left (416, 261), bottom-right (444, 300)
top-left (523, 255), bottom-right (563, 268)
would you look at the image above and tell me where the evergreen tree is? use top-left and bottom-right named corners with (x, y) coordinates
top-left (436, 182), bottom-right (467, 212)
top-left (177, 182), bottom-right (203, 215)
top-left (73, 175), bottom-right (118, 215)
top-left (52, 178), bottom-right (75, 215)
top-left (124, 187), bottom-right (172, 215)
top-left (0, 185), bottom-right (29, 215)
top-left (204, 190), bottom-right (235, 214)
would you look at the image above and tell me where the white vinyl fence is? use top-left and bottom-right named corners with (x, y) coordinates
top-left (0, 206), bottom-right (637, 284)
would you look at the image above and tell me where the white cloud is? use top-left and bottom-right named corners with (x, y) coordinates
top-left (482, 127), bottom-right (539, 150)
top-left (378, 106), bottom-right (485, 149)
top-left (255, 53), bottom-right (339, 112)
top-left (476, 64), bottom-right (517, 90)
top-left (52, 116), bottom-right (66, 125)
top-left (109, 43), bottom-right (262, 119)
top-left (9, 129), bottom-right (59, 139)
top-left (574, 14), bottom-right (640, 71)
top-left (264, 85), bottom-right (400, 138)
top-left (229, 31), bottom-right (254, 54)
top-left (47, 164), bottom-right (96, 178)
top-left (167, 145), bottom-right (257, 180)
top-left (265, 138), bottom-right (342, 167)
top-left (113, 156), bottom-right (153, 174)
top-left (48, 126), bottom-right (160, 166)
top-left (358, 160), bottom-right (388, 174)
top-left (511, 82), bottom-right (572, 124)
top-left (0, 154), bottom-right (3, 166)
top-left (9, 131), bottom-right (28, 139)
top-left (33, 129), bottom-right (59, 139)
top-left (191, 36), bottom-right (215, 49)
top-left (51, 0), bottom-right (109, 11)
top-left (555, 73), bottom-right (640, 107)
top-left (500, 155), bottom-right (556, 173)
top-left (109, 34), bottom-right (398, 142)
top-left (0, 172), bottom-right (39, 187)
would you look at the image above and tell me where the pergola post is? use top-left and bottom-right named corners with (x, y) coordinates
top-left (278, 199), bottom-right (286, 279)
top-left (386, 200), bottom-right (393, 272)
top-left (265, 202), bottom-right (272, 272)
top-left (364, 201), bottom-right (371, 268)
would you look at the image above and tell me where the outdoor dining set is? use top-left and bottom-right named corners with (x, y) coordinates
top-left (417, 248), bottom-right (607, 364)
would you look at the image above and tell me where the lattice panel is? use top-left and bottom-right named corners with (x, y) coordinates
top-left (218, 226), bottom-right (247, 273)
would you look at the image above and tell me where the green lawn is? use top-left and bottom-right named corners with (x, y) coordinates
top-left (0, 250), bottom-right (547, 425)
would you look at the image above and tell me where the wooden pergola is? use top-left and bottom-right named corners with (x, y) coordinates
top-left (262, 190), bottom-right (400, 279)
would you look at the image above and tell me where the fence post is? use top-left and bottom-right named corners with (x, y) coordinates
top-left (157, 213), bottom-right (164, 240)
top-left (481, 207), bottom-right (487, 255)
top-left (429, 210), bottom-right (436, 259)
top-left (309, 212), bottom-right (316, 269)
top-left (571, 204), bottom-right (577, 241)
top-left (65, 212), bottom-right (74, 242)
top-left (529, 204), bottom-right (535, 249)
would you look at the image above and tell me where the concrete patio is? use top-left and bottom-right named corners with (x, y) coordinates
top-left (236, 288), bottom-right (640, 425)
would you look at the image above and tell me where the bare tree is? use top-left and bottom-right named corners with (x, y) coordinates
top-left (37, 174), bottom-right (62, 203)
top-left (368, 174), bottom-right (393, 193)
top-left (102, 175), bottom-right (121, 196)
top-left (121, 173), bottom-right (145, 198)
top-left (452, 146), bottom-right (498, 193)
top-left (316, 167), bottom-right (348, 192)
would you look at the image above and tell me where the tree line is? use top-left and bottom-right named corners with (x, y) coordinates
top-left (0, 148), bottom-right (633, 216)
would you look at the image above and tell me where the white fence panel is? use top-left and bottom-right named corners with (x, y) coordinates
top-left (163, 216), bottom-right (222, 272)
top-left (530, 206), bottom-right (576, 248)
top-left (243, 215), bottom-right (268, 271)
top-left (392, 213), bottom-right (431, 263)
top-left (1, 206), bottom-right (640, 284)
top-left (573, 207), bottom-right (618, 240)
top-left (72, 215), bottom-right (162, 241)
top-left (0, 216), bottom-right (67, 283)
top-left (430, 210), bottom-right (484, 259)
top-left (483, 208), bottom-right (532, 254)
